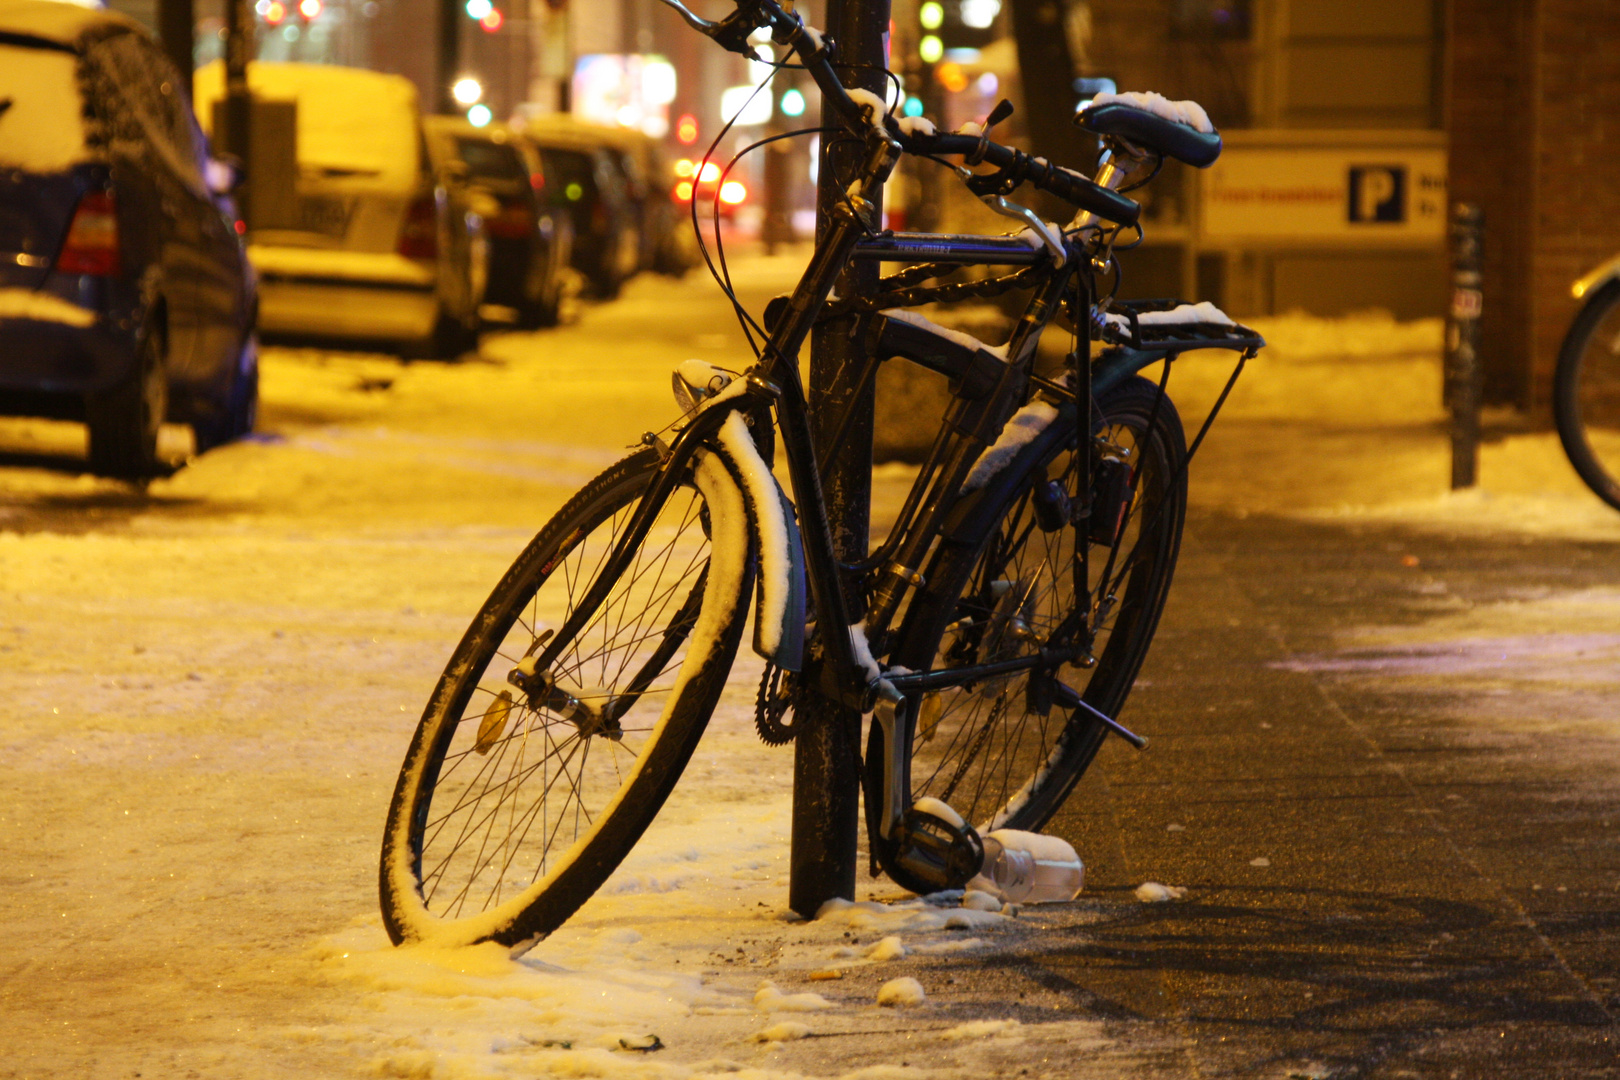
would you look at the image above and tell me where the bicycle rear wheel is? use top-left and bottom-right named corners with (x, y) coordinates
top-left (380, 445), bottom-right (753, 951)
top-left (871, 377), bottom-right (1186, 890)
top-left (1554, 279), bottom-right (1620, 511)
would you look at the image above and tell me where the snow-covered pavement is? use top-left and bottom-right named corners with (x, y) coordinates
top-left (3, 253), bottom-right (1618, 1078)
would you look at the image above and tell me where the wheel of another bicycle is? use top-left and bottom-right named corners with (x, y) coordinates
top-left (870, 377), bottom-right (1187, 892)
top-left (380, 445), bottom-right (753, 951)
top-left (1554, 279), bottom-right (1620, 511)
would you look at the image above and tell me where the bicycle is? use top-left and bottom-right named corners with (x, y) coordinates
top-left (378, 0), bottom-right (1265, 953)
top-left (1555, 256), bottom-right (1620, 510)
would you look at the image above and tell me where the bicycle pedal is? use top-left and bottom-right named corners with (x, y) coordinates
top-left (893, 799), bottom-right (985, 892)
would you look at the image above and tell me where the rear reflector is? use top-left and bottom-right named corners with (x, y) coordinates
top-left (397, 194), bottom-right (438, 261)
top-left (56, 189), bottom-right (120, 276)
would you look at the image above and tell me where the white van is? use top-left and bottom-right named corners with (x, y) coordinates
top-left (193, 62), bottom-right (484, 356)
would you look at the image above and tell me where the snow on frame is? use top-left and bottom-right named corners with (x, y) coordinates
top-left (961, 399), bottom-right (1059, 492)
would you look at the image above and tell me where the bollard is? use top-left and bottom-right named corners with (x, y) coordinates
top-left (1446, 204), bottom-right (1484, 490)
top-left (790, 0), bottom-right (891, 921)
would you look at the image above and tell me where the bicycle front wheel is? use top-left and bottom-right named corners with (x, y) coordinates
top-left (1555, 279), bottom-right (1620, 511)
top-left (873, 377), bottom-right (1186, 889)
top-left (380, 445), bottom-right (753, 951)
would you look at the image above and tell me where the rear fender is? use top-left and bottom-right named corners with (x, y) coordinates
top-left (1574, 255), bottom-right (1620, 301)
top-left (713, 409), bottom-right (805, 672)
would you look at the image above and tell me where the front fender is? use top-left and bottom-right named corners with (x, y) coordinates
top-left (714, 410), bottom-right (806, 672)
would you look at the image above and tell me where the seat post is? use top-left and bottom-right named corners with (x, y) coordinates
top-left (1066, 147), bottom-right (1135, 234)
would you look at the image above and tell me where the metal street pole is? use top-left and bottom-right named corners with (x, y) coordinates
top-left (156, 0), bottom-right (195, 101)
top-left (222, 0), bottom-right (254, 223)
top-left (790, 0), bottom-right (891, 920)
top-left (438, 0), bottom-right (462, 114)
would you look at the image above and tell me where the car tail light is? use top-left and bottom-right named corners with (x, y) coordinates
top-left (719, 181), bottom-right (747, 206)
top-left (487, 201), bottom-right (533, 239)
top-left (56, 189), bottom-right (120, 276)
top-left (397, 194), bottom-right (438, 261)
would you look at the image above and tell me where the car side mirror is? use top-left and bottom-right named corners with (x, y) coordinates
top-left (207, 154), bottom-right (246, 195)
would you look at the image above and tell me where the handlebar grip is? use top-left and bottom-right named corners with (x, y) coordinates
top-left (1029, 160), bottom-right (1140, 227)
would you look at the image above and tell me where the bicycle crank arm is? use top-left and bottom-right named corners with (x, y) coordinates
top-left (1049, 681), bottom-right (1149, 750)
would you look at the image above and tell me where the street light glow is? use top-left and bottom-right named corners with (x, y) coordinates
top-left (919, 35), bottom-right (943, 63)
top-left (467, 103), bottom-right (493, 127)
top-left (960, 0), bottom-right (1000, 29)
top-left (465, 0), bottom-right (492, 18)
top-left (780, 87), bottom-right (806, 117)
top-left (919, 2), bottom-right (943, 29)
top-left (452, 77), bottom-right (483, 106)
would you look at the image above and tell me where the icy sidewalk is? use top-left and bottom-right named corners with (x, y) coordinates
top-left (1167, 309), bottom-right (1620, 540)
top-left (1, 260), bottom-right (1612, 1078)
top-left (0, 264), bottom-right (1182, 1079)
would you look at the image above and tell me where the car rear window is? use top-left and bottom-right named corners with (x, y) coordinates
top-left (454, 137), bottom-right (526, 182)
top-left (0, 42), bottom-right (88, 173)
top-left (538, 148), bottom-right (597, 199)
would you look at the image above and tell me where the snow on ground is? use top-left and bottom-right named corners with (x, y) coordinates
top-left (1158, 309), bottom-right (1620, 541)
top-left (1, 255), bottom-right (1616, 1077)
top-left (0, 262), bottom-right (1155, 1079)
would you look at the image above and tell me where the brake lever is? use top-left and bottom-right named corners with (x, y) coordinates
top-left (979, 194), bottom-right (1066, 266)
top-left (653, 0), bottom-right (720, 33)
top-left (652, 0), bottom-right (760, 55)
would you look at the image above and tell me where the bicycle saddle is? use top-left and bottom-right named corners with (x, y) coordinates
top-left (1075, 93), bottom-right (1222, 168)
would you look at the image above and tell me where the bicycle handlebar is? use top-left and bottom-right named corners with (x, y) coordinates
top-left (659, 0), bottom-right (1139, 226)
top-left (897, 131), bottom-right (1140, 227)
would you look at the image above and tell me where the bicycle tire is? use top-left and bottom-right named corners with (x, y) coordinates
top-left (1554, 278), bottom-right (1620, 511)
top-left (380, 444), bottom-right (754, 951)
top-left (870, 377), bottom-right (1186, 891)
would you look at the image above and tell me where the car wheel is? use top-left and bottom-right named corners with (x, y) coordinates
top-left (192, 332), bottom-right (259, 453)
top-left (87, 326), bottom-right (167, 479)
top-left (407, 308), bottom-right (478, 360)
top-left (521, 279), bottom-right (562, 329)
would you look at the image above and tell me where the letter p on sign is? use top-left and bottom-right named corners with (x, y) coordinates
top-left (1348, 166), bottom-right (1405, 223)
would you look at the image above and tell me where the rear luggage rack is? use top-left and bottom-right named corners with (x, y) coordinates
top-left (1098, 298), bottom-right (1266, 355)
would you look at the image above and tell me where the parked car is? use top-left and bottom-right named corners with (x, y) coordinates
top-left (421, 117), bottom-right (570, 329)
top-left (601, 128), bottom-right (692, 278)
top-left (0, 0), bottom-right (257, 477)
top-left (518, 117), bottom-right (640, 298)
top-left (193, 62), bottom-right (485, 357)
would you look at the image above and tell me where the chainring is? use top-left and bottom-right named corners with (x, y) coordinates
top-left (754, 662), bottom-right (801, 745)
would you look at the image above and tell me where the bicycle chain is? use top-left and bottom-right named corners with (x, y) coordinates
top-left (823, 262), bottom-right (1045, 319)
top-left (754, 662), bottom-right (801, 745)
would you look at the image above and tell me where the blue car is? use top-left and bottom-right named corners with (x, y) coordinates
top-left (0, 0), bottom-right (257, 478)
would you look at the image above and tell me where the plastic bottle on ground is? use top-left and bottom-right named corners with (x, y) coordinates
top-left (970, 829), bottom-right (1084, 904)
